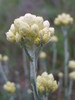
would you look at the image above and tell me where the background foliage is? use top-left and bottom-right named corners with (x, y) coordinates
top-left (0, 0), bottom-right (75, 100)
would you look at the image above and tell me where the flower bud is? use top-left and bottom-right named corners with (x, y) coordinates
top-left (3, 56), bottom-right (9, 62)
top-left (39, 52), bottom-right (47, 58)
top-left (36, 72), bottom-right (58, 94)
top-left (31, 24), bottom-right (39, 34)
top-left (69, 71), bottom-right (75, 80)
top-left (15, 33), bottom-right (21, 42)
top-left (10, 24), bottom-right (16, 33)
top-left (6, 31), bottom-right (15, 42)
top-left (58, 72), bottom-right (63, 78)
top-left (54, 13), bottom-right (73, 25)
top-left (43, 20), bottom-right (50, 27)
top-left (3, 81), bottom-right (16, 94)
top-left (68, 60), bottom-right (75, 69)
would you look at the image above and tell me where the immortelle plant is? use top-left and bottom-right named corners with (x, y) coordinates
top-left (5, 13), bottom-right (58, 100)
top-left (54, 13), bottom-right (73, 100)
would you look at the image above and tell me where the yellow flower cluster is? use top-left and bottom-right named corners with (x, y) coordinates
top-left (54, 13), bottom-right (73, 25)
top-left (0, 54), bottom-right (9, 62)
top-left (39, 52), bottom-right (47, 58)
top-left (3, 81), bottom-right (16, 94)
top-left (68, 60), bottom-right (75, 69)
top-left (36, 72), bottom-right (58, 93)
top-left (69, 71), bottom-right (75, 80)
top-left (58, 72), bottom-right (63, 78)
top-left (6, 13), bottom-right (55, 46)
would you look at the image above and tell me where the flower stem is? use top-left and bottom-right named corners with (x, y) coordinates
top-left (22, 49), bottom-right (28, 79)
top-left (40, 58), bottom-right (47, 72)
top-left (68, 79), bottom-right (73, 100)
top-left (58, 78), bottom-right (63, 100)
top-left (10, 96), bottom-right (14, 100)
top-left (62, 27), bottom-right (69, 100)
top-left (42, 95), bottom-right (48, 100)
top-left (52, 43), bottom-right (57, 73)
top-left (29, 49), bottom-right (40, 100)
top-left (0, 62), bottom-right (8, 82)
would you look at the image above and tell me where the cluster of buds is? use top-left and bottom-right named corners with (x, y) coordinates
top-left (6, 13), bottom-right (55, 47)
top-left (39, 52), bottom-right (47, 59)
top-left (36, 72), bottom-right (58, 94)
top-left (0, 54), bottom-right (9, 62)
top-left (3, 81), bottom-right (16, 94)
top-left (58, 72), bottom-right (63, 78)
top-left (54, 13), bottom-right (73, 25)
top-left (69, 71), bottom-right (75, 80)
top-left (68, 60), bottom-right (75, 69)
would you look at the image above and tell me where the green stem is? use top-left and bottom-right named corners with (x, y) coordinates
top-left (62, 27), bottom-right (69, 100)
top-left (42, 95), bottom-right (48, 100)
top-left (52, 43), bottom-right (57, 73)
top-left (10, 96), bottom-right (14, 100)
top-left (4, 62), bottom-right (9, 78)
top-left (22, 49), bottom-right (28, 78)
top-left (58, 78), bottom-right (63, 100)
top-left (68, 79), bottom-right (73, 100)
top-left (29, 50), bottom-right (40, 100)
top-left (0, 62), bottom-right (8, 82)
top-left (40, 58), bottom-right (47, 72)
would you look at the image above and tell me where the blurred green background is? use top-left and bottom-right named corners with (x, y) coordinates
top-left (0, 0), bottom-right (75, 100)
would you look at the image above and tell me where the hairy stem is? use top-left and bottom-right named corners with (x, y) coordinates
top-left (40, 58), bottom-right (47, 72)
top-left (42, 95), bottom-right (48, 100)
top-left (68, 79), bottom-right (73, 100)
top-left (0, 62), bottom-right (8, 82)
top-left (58, 78), bottom-right (63, 100)
top-left (22, 49), bottom-right (28, 79)
top-left (52, 43), bottom-right (57, 73)
top-left (29, 49), bottom-right (40, 100)
top-left (62, 27), bottom-right (69, 100)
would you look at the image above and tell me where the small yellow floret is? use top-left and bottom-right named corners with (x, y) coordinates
top-left (69, 71), bottom-right (75, 80)
top-left (58, 72), bottom-right (63, 78)
top-left (3, 56), bottom-right (9, 62)
top-left (3, 81), bottom-right (16, 94)
top-left (68, 60), bottom-right (75, 69)
top-left (39, 52), bottom-right (47, 58)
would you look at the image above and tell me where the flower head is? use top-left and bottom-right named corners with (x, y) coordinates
top-left (69, 71), bottom-right (75, 80)
top-left (6, 13), bottom-right (55, 47)
top-left (39, 52), bottom-right (47, 58)
top-left (36, 72), bottom-right (58, 94)
top-left (58, 72), bottom-right (63, 78)
top-left (3, 56), bottom-right (9, 62)
top-left (54, 13), bottom-right (73, 25)
top-left (0, 54), bottom-right (9, 62)
top-left (3, 81), bottom-right (16, 94)
top-left (68, 60), bottom-right (75, 69)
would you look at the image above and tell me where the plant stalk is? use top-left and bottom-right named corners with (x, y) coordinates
top-left (52, 43), bottom-right (57, 73)
top-left (29, 49), bottom-right (40, 100)
top-left (40, 58), bottom-right (47, 72)
top-left (0, 62), bottom-right (8, 82)
top-left (62, 27), bottom-right (69, 100)
top-left (68, 79), bottom-right (73, 100)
